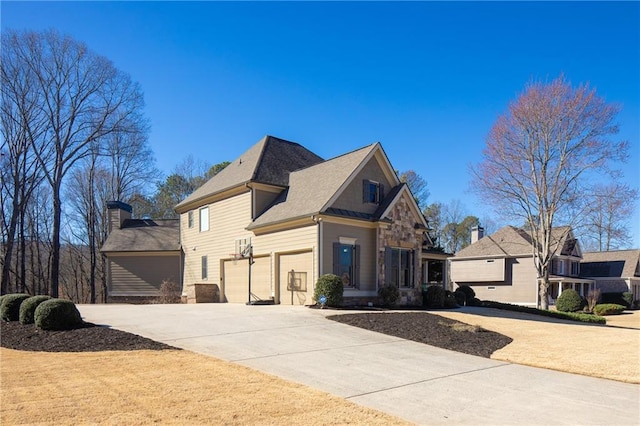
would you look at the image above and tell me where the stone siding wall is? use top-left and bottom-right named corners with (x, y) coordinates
top-left (377, 194), bottom-right (424, 306)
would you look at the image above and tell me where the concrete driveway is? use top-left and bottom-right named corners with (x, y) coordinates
top-left (78, 304), bottom-right (640, 425)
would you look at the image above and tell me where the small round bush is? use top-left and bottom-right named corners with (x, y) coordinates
top-left (456, 285), bottom-right (475, 303)
top-left (314, 274), bottom-right (344, 307)
top-left (556, 289), bottom-right (583, 312)
top-left (424, 285), bottom-right (446, 308)
top-left (34, 298), bottom-right (83, 330)
top-left (593, 303), bottom-right (626, 316)
top-left (378, 284), bottom-right (399, 307)
top-left (453, 290), bottom-right (466, 306)
top-left (444, 291), bottom-right (458, 308)
top-left (1, 293), bottom-right (31, 322)
top-left (19, 295), bottom-right (52, 324)
top-left (622, 292), bottom-right (633, 308)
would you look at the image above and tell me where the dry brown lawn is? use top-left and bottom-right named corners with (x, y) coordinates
top-left (0, 348), bottom-right (408, 425)
top-left (3, 309), bottom-right (638, 425)
top-left (430, 309), bottom-right (640, 384)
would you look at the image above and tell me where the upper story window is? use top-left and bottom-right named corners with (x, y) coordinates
top-left (571, 261), bottom-right (580, 276)
top-left (188, 211), bottom-right (194, 228)
top-left (199, 207), bottom-right (209, 232)
top-left (363, 179), bottom-right (384, 204)
top-left (553, 258), bottom-right (566, 275)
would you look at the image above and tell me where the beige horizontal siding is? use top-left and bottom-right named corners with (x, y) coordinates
top-left (322, 221), bottom-right (377, 292)
top-left (451, 258), bottom-right (506, 282)
top-left (109, 254), bottom-right (181, 296)
top-left (181, 190), bottom-right (319, 303)
top-left (181, 191), bottom-right (253, 301)
top-left (454, 257), bottom-right (537, 306)
top-left (331, 156), bottom-right (393, 214)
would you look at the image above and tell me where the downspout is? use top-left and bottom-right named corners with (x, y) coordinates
top-left (312, 215), bottom-right (323, 279)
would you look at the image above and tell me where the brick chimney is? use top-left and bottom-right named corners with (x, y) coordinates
top-left (106, 201), bottom-right (132, 233)
top-left (471, 225), bottom-right (484, 244)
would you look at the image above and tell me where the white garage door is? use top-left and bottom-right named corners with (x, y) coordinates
top-left (278, 251), bottom-right (313, 305)
top-left (222, 256), bottom-right (272, 304)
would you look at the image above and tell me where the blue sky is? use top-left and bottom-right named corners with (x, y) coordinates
top-left (3, 1), bottom-right (639, 245)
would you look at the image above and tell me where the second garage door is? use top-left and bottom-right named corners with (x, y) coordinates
top-left (278, 251), bottom-right (314, 305)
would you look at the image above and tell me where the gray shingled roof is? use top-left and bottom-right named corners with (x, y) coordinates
top-left (247, 144), bottom-right (379, 229)
top-left (454, 225), bottom-right (578, 258)
top-left (581, 250), bottom-right (640, 278)
top-left (101, 219), bottom-right (180, 253)
top-left (454, 226), bottom-right (533, 257)
top-left (176, 136), bottom-right (323, 211)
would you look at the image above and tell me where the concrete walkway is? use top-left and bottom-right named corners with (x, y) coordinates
top-left (78, 304), bottom-right (640, 425)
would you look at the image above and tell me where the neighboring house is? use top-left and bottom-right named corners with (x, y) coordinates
top-left (581, 250), bottom-right (640, 301)
top-left (450, 225), bottom-right (594, 307)
top-left (175, 135), bottom-right (443, 305)
top-left (101, 201), bottom-right (181, 303)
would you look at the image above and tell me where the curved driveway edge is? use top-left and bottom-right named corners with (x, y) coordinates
top-left (78, 304), bottom-right (640, 425)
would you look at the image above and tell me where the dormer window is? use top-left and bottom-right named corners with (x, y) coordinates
top-left (363, 179), bottom-right (384, 204)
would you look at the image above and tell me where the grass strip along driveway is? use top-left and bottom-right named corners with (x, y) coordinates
top-left (1, 347), bottom-right (408, 425)
top-left (429, 308), bottom-right (640, 384)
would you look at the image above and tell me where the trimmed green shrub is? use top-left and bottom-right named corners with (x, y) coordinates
top-left (456, 285), bottom-right (475, 304)
top-left (601, 292), bottom-right (628, 307)
top-left (378, 284), bottom-right (399, 307)
top-left (444, 290), bottom-right (458, 308)
top-left (1, 293), bottom-right (31, 321)
top-left (453, 290), bottom-right (466, 306)
top-left (556, 289), bottom-right (583, 312)
top-left (622, 292), bottom-right (633, 308)
top-left (424, 285), bottom-right (446, 308)
top-left (19, 295), bottom-right (52, 324)
top-left (480, 300), bottom-right (606, 324)
top-left (34, 298), bottom-right (83, 330)
top-left (314, 274), bottom-right (344, 307)
top-left (468, 297), bottom-right (482, 307)
top-left (593, 303), bottom-right (626, 316)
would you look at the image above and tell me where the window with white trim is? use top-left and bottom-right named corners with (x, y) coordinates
top-left (201, 256), bottom-right (208, 280)
top-left (571, 261), bottom-right (579, 276)
top-left (199, 207), bottom-right (209, 232)
top-left (188, 211), bottom-right (194, 228)
top-left (363, 179), bottom-right (384, 204)
top-left (333, 242), bottom-right (360, 288)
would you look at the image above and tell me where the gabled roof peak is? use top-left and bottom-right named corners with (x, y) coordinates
top-left (175, 135), bottom-right (323, 212)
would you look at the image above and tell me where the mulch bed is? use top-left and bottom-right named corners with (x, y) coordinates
top-left (328, 312), bottom-right (513, 358)
top-left (0, 321), bottom-right (177, 352)
top-left (1, 311), bottom-right (512, 358)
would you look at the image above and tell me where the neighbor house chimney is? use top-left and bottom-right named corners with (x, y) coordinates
top-left (471, 226), bottom-right (484, 244)
top-left (106, 201), bottom-right (132, 233)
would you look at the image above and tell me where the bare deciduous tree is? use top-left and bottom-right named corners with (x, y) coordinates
top-left (581, 183), bottom-right (638, 251)
top-left (399, 170), bottom-right (430, 210)
top-left (473, 75), bottom-right (628, 309)
top-left (2, 29), bottom-right (147, 297)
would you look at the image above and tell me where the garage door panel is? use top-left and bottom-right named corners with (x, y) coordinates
top-left (223, 256), bottom-right (272, 304)
top-left (250, 256), bottom-right (272, 302)
top-left (279, 251), bottom-right (313, 305)
top-left (223, 259), bottom-right (248, 303)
